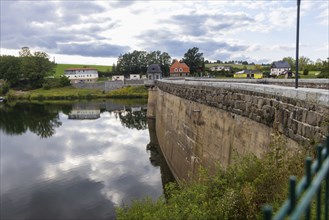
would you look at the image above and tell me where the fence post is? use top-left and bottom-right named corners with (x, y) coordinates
top-left (263, 205), bottom-right (272, 220)
top-left (289, 176), bottom-right (297, 213)
top-left (305, 157), bottom-right (312, 220)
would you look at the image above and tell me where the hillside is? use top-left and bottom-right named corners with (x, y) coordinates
top-left (205, 63), bottom-right (261, 70)
top-left (55, 64), bottom-right (112, 78)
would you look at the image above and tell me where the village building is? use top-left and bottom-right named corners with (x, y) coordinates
top-left (112, 75), bottom-right (125, 81)
top-left (209, 65), bottom-right (231, 72)
top-left (130, 74), bottom-right (141, 80)
top-left (234, 70), bottom-right (263, 79)
top-left (270, 61), bottom-right (291, 76)
top-left (146, 64), bottom-right (162, 80)
top-left (68, 109), bottom-right (100, 120)
top-left (170, 60), bottom-right (190, 77)
top-left (64, 68), bottom-right (98, 84)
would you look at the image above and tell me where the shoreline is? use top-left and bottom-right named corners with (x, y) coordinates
top-left (3, 85), bottom-right (148, 101)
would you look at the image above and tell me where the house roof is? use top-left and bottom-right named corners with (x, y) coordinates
top-left (271, 61), bottom-right (291, 69)
top-left (170, 60), bottom-right (190, 73)
top-left (147, 64), bottom-right (162, 73)
top-left (65, 68), bottom-right (97, 71)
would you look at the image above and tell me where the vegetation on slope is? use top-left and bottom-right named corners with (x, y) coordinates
top-left (116, 134), bottom-right (309, 220)
top-left (5, 85), bottom-right (148, 100)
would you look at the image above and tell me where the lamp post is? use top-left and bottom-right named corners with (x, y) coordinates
top-left (295, 0), bottom-right (301, 89)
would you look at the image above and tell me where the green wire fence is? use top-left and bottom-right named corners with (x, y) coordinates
top-left (263, 136), bottom-right (329, 220)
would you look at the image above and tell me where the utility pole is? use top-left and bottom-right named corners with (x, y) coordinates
top-left (295, 0), bottom-right (301, 89)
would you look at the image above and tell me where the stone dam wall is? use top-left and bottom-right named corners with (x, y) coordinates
top-left (151, 79), bottom-right (329, 182)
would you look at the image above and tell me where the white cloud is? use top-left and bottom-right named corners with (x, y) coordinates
top-left (0, 0), bottom-right (328, 64)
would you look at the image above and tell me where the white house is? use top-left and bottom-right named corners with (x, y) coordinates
top-left (64, 68), bottom-right (98, 84)
top-left (130, 74), bottom-right (140, 80)
top-left (270, 61), bottom-right (291, 76)
top-left (68, 109), bottom-right (100, 120)
top-left (209, 66), bottom-right (231, 72)
top-left (112, 75), bottom-right (124, 81)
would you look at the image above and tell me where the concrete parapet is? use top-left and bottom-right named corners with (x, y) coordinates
top-left (185, 78), bottom-right (329, 89)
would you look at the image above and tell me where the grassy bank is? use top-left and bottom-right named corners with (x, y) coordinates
top-left (116, 134), bottom-right (308, 219)
top-left (5, 85), bottom-right (148, 100)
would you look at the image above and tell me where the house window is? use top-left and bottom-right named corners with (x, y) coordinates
top-left (174, 68), bottom-right (178, 72)
top-left (179, 68), bottom-right (183, 72)
top-left (149, 75), bottom-right (152, 80)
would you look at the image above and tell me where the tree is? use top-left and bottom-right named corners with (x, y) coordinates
top-left (282, 57), bottom-right (295, 71)
top-left (317, 58), bottom-right (329, 78)
top-left (0, 55), bottom-right (22, 85)
top-left (158, 52), bottom-right (171, 77)
top-left (298, 56), bottom-right (311, 71)
top-left (117, 50), bottom-right (147, 76)
top-left (254, 64), bottom-right (262, 71)
top-left (182, 47), bottom-right (204, 76)
top-left (112, 63), bottom-right (117, 74)
top-left (19, 47), bottom-right (56, 89)
top-left (117, 50), bottom-right (171, 77)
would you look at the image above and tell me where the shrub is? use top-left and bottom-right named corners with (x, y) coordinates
top-left (224, 72), bottom-right (233, 77)
top-left (317, 70), bottom-right (329, 78)
top-left (303, 69), bottom-right (309, 75)
top-left (0, 82), bottom-right (10, 95)
top-left (59, 76), bottom-right (71, 87)
top-left (42, 83), bottom-right (50, 90)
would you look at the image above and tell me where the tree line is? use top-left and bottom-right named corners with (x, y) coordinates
top-left (0, 47), bottom-right (56, 91)
top-left (114, 47), bottom-right (205, 77)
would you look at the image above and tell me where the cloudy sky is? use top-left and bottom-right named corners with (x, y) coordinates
top-left (0, 0), bottom-right (328, 65)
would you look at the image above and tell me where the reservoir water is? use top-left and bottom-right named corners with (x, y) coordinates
top-left (0, 99), bottom-right (174, 220)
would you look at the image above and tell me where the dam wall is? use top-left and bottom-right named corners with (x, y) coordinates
top-left (150, 79), bottom-right (329, 182)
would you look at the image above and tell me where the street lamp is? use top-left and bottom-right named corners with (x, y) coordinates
top-left (295, 0), bottom-right (301, 89)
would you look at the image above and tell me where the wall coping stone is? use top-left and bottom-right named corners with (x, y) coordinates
top-left (185, 77), bottom-right (329, 84)
top-left (159, 79), bottom-right (329, 107)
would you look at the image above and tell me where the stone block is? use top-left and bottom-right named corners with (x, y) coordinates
top-left (305, 111), bottom-right (321, 127)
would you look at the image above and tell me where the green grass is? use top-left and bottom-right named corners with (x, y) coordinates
top-left (54, 63), bottom-right (112, 78)
top-left (6, 85), bottom-right (148, 100)
top-left (299, 71), bottom-right (320, 78)
top-left (108, 85), bottom-right (148, 98)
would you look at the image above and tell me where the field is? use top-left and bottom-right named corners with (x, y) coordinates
top-left (54, 64), bottom-right (112, 78)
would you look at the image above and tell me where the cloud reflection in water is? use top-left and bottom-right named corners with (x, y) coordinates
top-left (1, 109), bottom-right (162, 220)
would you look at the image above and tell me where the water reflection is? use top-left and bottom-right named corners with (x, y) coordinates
top-left (0, 100), bottom-right (148, 137)
top-left (0, 102), bottom-right (62, 138)
top-left (146, 119), bottom-right (176, 196)
top-left (68, 103), bottom-right (101, 120)
top-left (0, 99), bottom-right (173, 220)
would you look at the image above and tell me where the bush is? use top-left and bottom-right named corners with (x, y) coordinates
top-left (0, 82), bottom-right (10, 95)
top-left (42, 83), bottom-right (50, 90)
top-left (59, 76), bottom-right (71, 87)
top-left (224, 72), bottom-right (233, 77)
top-left (317, 70), bottom-right (329, 78)
top-left (303, 69), bottom-right (309, 75)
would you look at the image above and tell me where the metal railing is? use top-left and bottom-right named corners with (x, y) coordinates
top-left (263, 136), bottom-right (329, 220)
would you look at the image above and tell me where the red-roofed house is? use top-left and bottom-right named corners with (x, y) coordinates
top-left (64, 68), bottom-right (99, 84)
top-left (170, 60), bottom-right (190, 77)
